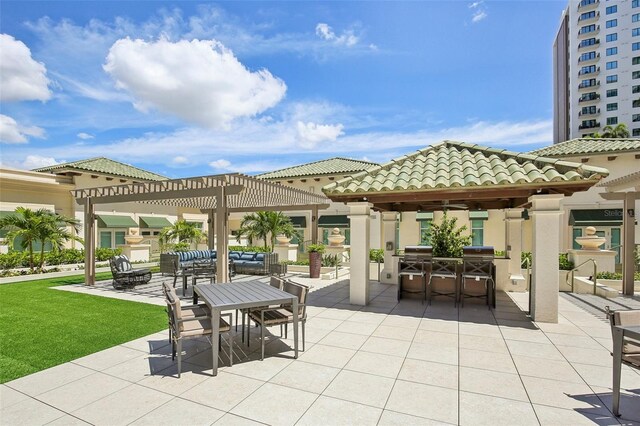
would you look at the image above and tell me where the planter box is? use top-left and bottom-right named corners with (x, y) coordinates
top-left (597, 279), bottom-right (640, 292)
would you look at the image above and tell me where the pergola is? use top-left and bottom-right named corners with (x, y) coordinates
top-left (73, 173), bottom-right (330, 285)
top-left (324, 141), bottom-right (609, 323)
top-left (599, 171), bottom-right (640, 296)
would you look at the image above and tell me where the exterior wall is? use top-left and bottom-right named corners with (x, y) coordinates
top-left (557, 0), bottom-right (639, 140)
top-left (554, 9), bottom-right (571, 144)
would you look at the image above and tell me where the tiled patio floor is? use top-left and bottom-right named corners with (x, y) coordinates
top-left (2, 276), bottom-right (640, 425)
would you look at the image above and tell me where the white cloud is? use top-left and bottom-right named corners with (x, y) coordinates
top-left (77, 132), bottom-right (94, 140)
top-left (315, 23), bottom-right (359, 47)
top-left (104, 38), bottom-right (287, 128)
top-left (472, 10), bottom-right (488, 23)
top-left (0, 34), bottom-right (51, 102)
top-left (209, 159), bottom-right (231, 170)
top-left (469, 1), bottom-right (483, 8)
top-left (0, 114), bottom-right (45, 144)
top-left (172, 155), bottom-right (189, 165)
top-left (296, 121), bottom-right (344, 148)
top-left (22, 155), bottom-right (60, 169)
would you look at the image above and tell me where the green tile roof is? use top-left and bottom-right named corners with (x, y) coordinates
top-left (529, 138), bottom-right (640, 157)
top-left (257, 157), bottom-right (379, 180)
top-left (323, 141), bottom-right (609, 196)
top-left (34, 157), bottom-right (167, 181)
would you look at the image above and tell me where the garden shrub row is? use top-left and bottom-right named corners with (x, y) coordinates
top-left (0, 248), bottom-right (122, 269)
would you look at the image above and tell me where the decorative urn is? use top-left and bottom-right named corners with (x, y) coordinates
top-left (574, 226), bottom-right (606, 250)
top-left (327, 228), bottom-right (346, 246)
top-left (124, 228), bottom-right (144, 244)
top-left (275, 234), bottom-right (292, 245)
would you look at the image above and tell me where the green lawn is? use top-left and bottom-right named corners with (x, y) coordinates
top-left (0, 272), bottom-right (167, 383)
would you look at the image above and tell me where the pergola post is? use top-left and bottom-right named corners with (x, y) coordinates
top-left (505, 208), bottom-right (525, 280)
top-left (529, 194), bottom-right (564, 323)
top-left (380, 211), bottom-right (398, 284)
top-left (311, 206), bottom-right (319, 244)
top-left (207, 210), bottom-right (215, 249)
top-left (83, 198), bottom-right (95, 286)
top-left (622, 192), bottom-right (636, 295)
top-left (215, 188), bottom-right (229, 283)
top-left (348, 202), bottom-right (372, 305)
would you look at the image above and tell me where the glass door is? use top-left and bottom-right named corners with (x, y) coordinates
top-left (611, 227), bottom-right (621, 264)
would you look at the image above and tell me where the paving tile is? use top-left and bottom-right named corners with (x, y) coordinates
top-left (500, 327), bottom-right (549, 344)
top-left (213, 413), bottom-right (266, 425)
top-left (378, 410), bottom-right (454, 425)
top-left (7, 362), bottom-right (94, 396)
top-left (73, 345), bottom-right (146, 371)
top-left (218, 353), bottom-right (293, 382)
top-left (520, 376), bottom-right (610, 414)
top-left (323, 370), bottom-right (395, 408)
top-left (344, 351), bottom-right (405, 378)
top-left (0, 396), bottom-right (66, 425)
top-left (545, 332), bottom-right (604, 350)
top-left (533, 404), bottom-right (620, 425)
top-left (296, 395), bottom-right (382, 425)
top-left (334, 320), bottom-right (380, 336)
top-left (71, 383), bottom-right (173, 425)
top-left (180, 371), bottom-right (263, 412)
top-left (458, 322), bottom-right (502, 338)
top-left (380, 315), bottom-right (422, 329)
top-left (397, 358), bottom-right (458, 390)
top-left (512, 355), bottom-right (585, 384)
top-left (348, 311), bottom-right (386, 325)
top-left (385, 380), bottom-right (458, 424)
top-left (102, 353), bottom-right (177, 382)
top-left (230, 382), bottom-right (318, 426)
top-left (137, 362), bottom-right (210, 396)
top-left (572, 362), bottom-right (640, 389)
top-left (458, 334), bottom-right (509, 354)
top-left (459, 348), bottom-right (517, 374)
top-left (360, 336), bottom-right (412, 357)
top-left (505, 339), bottom-right (565, 360)
top-left (590, 385), bottom-right (640, 422)
top-left (418, 318), bottom-right (459, 334)
top-left (318, 331), bottom-right (369, 350)
top-left (458, 391), bottom-right (538, 425)
top-left (536, 322), bottom-right (588, 336)
top-left (270, 361), bottom-right (340, 394)
top-left (120, 332), bottom-right (171, 353)
top-left (304, 318), bottom-right (343, 331)
top-left (130, 397), bottom-right (225, 425)
top-left (298, 344), bottom-right (356, 368)
top-left (413, 330), bottom-right (458, 347)
top-left (371, 325), bottom-right (418, 341)
top-left (459, 367), bottom-right (528, 402)
top-left (38, 371), bottom-right (130, 413)
top-left (0, 384), bottom-right (28, 409)
top-left (407, 341), bottom-right (458, 366)
top-left (315, 308), bottom-right (356, 321)
top-left (46, 415), bottom-right (91, 425)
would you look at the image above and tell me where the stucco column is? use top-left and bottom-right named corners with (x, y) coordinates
top-left (622, 193), bottom-right (636, 295)
top-left (207, 210), bottom-right (215, 250)
top-left (505, 208), bottom-right (524, 279)
top-left (380, 211), bottom-right (398, 285)
top-left (83, 198), bottom-right (95, 286)
top-left (529, 194), bottom-right (564, 323)
top-left (348, 202), bottom-right (372, 305)
top-left (215, 188), bottom-right (229, 283)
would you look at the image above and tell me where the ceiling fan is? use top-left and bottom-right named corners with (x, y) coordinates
top-left (418, 201), bottom-right (468, 212)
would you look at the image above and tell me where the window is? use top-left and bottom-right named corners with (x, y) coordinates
top-left (581, 65), bottom-right (597, 74)
top-left (634, 85), bottom-right (640, 93)
top-left (580, 0), bottom-right (596, 6)
top-left (634, 70), bottom-right (640, 79)
top-left (580, 51), bottom-right (597, 61)
top-left (607, 74), bottom-right (618, 83)
top-left (633, 99), bottom-right (640, 107)
top-left (634, 13), bottom-right (640, 23)
top-left (572, 228), bottom-right (583, 250)
top-left (581, 119), bottom-right (598, 128)
top-left (634, 28), bottom-right (640, 37)
top-left (606, 5), bottom-right (617, 14)
top-left (607, 117), bottom-right (618, 125)
top-left (580, 92), bottom-right (599, 101)
top-left (580, 24), bottom-right (597, 34)
top-left (635, 0), bottom-right (640, 7)
top-left (581, 11), bottom-right (597, 20)
top-left (582, 105), bottom-right (598, 115)
top-left (607, 89), bottom-right (618, 97)
top-left (633, 114), bottom-right (640, 122)
top-left (634, 57), bottom-right (640, 65)
top-left (419, 220), bottom-right (432, 245)
top-left (99, 232), bottom-right (111, 249)
top-left (580, 38), bottom-right (598, 48)
top-left (634, 128), bottom-right (640, 136)
top-left (115, 231), bottom-right (125, 246)
top-left (471, 220), bottom-right (484, 246)
top-left (607, 103), bottom-right (618, 111)
top-left (606, 61), bottom-right (618, 70)
top-left (634, 42), bottom-right (640, 51)
top-left (606, 47), bottom-right (617, 56)
top-left (580, 78), bottom-right (597, 88)
top-left (606, 19), bottom-right (617, 29)
top-left (606, 33), bottom-right (618, 42)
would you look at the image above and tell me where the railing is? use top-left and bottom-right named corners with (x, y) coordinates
top-left (567, 258), bottom-right (598, 295)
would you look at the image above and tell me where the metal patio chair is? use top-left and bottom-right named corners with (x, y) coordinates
top-left (398, 255), bottom-right (429, 304)
top-left (428, 258), bottom-right (459, 306)
top-left (109, 254), bottom-right (152, 289)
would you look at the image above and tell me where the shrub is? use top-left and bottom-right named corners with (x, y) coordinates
top-left (369, 249), bottom-right (384, 263)
top-left (228, 245), bottom-right (271, 253)
top-left (426, 214), bottom-right (472, 258)
top-left (172, 242), bottom-right (190, 252)
top-left (322, 254), bottom-right (341, 267)
top-left (307, 244), bottom-right (326, 254)
top-left (597, 271), bottom-right (640, 280)
top-left (281, 260), bottom-right (310, 266)
top-left (0, 251), bottom-right (28, 269)
top-left (45, 249), bottom-right (84, 265)
top-left (558, 253), bottom-right (574, 271)
top-left (95, 247), bottom-right (122, 261)
top-left (521, 252), bottom-right (532, 268)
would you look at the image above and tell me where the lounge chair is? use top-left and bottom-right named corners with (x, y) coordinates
top-left (109, 254), bottom-right (152, 289)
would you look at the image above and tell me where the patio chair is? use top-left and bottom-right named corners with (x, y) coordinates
top-left (239, 276), bottom-right (285, 339)
top-left (188, 260), bottom-right (216, 297)
top-left (460, 257), bottom-right (495, 309)
top-left (248, 280), bottom-right (309, 360)
top-left (109, 254), bottom-right (152, 289)
top-left (164, 282), bottom-right (233, 377)
top-left (605, 307), bottom-right (640, 369)
top-left (162, 282), bottom-right (209, 346)
top-left (428, 258), bottom-right (459, 306)
top-left (397, 255), bottom-right (429, 304)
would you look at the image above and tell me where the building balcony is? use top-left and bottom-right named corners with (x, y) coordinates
top-left (578, 25), bottom-right (600, 38)
top-left (578, 67), bottom-right (600, 76)
top-left (579, 121), bottom-right (600, 130)
top-left (578, 108), bottom-right (600, 117)
top-left (578, 94), bottom-right (601, 103)
top-left (578, 39), bottom-right (600, 50)
top-left (578, 81), bottom-right (600, 90)
top-left (578, 53), bottom-right (600, 64)
top-left (578, 11), bottom-right (599, 23)
top-left (577, 0), bottom-right (599, 11)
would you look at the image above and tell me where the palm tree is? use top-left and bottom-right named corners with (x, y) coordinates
top-left (236, 211), bottom-right (299, 251)
top-left (159, 219), bottom-right (206, 251)
top-left (0, 207), bottom-right (82, 272)
top-left (592, 123), bottom-right (630, 138)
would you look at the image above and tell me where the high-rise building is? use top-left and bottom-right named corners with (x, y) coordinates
top-left (553, 0), bottom-right (640, 143)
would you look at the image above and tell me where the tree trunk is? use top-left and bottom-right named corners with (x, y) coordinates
top-left (39, 242), bottom-right (46, 271)
top-left (309, 251), bottom-right (322, 279)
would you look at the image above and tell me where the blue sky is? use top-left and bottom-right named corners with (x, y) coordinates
top-left (0, 1), bottom-right (565, 177)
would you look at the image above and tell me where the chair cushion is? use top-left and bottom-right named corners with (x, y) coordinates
top-left (180, 317), bottom-right (230, 337)
top-left (113, 255), bottom-right (132, 272)
top-left (210, 250), bottom-right (217, 259)
top-left (229, 252), bottom-right (241, 260)
top-left (249, 308), bottom-right (292, 325)
top-left (239, 253), bottom-right (256, 261)
top-left (181, 305), bottom-right (209, 318)
top-left (255, 253), bottom-right (265, 261)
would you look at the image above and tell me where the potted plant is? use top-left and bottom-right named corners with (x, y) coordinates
top-left (426, 213), bottom-right (471, 258)
top-left (307, 243), bottom-right (326, 278)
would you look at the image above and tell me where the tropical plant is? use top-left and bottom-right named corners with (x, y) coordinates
top-left (307, 243), bottom-right (326, 254)
top-left (159, 219), bottom-right (206, 252)
top-left (369, 249), bottom-right (384, 263)
top-left (322, 254), bottom-right (341, 267)
top-left (425, 213), bottom-right (472, 258)
top-left (0, 207), bottom-right (82, 272)
top-left (558, 253), bottom-right (574, 271)
top-left (592, 123), bottom-right (630, 138)
top-left (236, 211), bottom-right (299, 251)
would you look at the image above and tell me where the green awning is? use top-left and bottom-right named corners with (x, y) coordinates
top-left (139, 216), bottom-right (173, 228)
top-left (569, 209), bottom-right (623, 226)
top-left (416, 212), bottom-right (434, 221)
top-left (97, 214), bottom-right (138, 228)
top-left (318, 215), bottom-right (350, 228)
top-left (289, 216), bottom-right (307, 228)
top-left (469, 211), bottom-right (489, 220)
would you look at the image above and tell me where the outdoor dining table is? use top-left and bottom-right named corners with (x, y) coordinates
top-left (612, 325), bottom-right (640, 416)
top-left (194, 281), bottom-right (299, 376)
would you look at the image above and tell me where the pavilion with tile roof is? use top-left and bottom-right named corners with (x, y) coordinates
top-left (34, 157), bottom-right (168, 181)
top-left (529, 138), bottom-right (640, 157)
top-left (323, 141), bottom-right (610, 323)
top-left (257, 157), bottom-right (379, 180)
